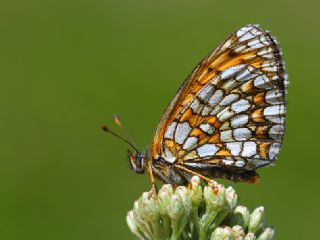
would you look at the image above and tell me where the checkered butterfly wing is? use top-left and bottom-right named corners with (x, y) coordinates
top-left (150, 25), bottom-right (287, 182)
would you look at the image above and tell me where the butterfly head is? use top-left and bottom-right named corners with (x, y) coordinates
top-left (102, 115), bottom-right (146, 174)
top-left (127, 149), bottom-right (146, 174)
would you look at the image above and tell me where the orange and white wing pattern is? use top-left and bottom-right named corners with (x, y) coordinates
top-left (150, 24), bottom-right (288, 183)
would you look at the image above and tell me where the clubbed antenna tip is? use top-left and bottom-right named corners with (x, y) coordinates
top-left (113, 114), bottom-right (123, 128)
top-left (101, 120), bottom-right (139, 152)
top-left (101, 123), bottom-right (109, 132)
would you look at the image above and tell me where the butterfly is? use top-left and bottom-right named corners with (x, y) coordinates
top-left (103, 24), bottom-right (288, 191)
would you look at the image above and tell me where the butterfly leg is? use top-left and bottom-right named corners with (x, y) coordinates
top-left (175, 165), bottom-right (212, 183)
top-left (147, 160), bottom-right (157, 194)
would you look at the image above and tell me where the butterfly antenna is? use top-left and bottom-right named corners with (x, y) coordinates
top-left (113, 114), bottom-right (139, 150)
top-left (101, 123), bottom-right (139, 152)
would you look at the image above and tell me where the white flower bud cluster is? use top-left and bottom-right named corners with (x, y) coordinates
top-left (127, 176), bottom-right (274, 240)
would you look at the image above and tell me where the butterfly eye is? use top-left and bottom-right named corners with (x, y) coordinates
top-left (128, 150), bottom-right (145, 174)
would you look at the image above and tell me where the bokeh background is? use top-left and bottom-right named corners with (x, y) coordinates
top-left (0, 0), bottom-right (319, 239)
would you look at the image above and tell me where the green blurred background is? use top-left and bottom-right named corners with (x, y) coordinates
top-left (0, 0), bottom-right (318, 239)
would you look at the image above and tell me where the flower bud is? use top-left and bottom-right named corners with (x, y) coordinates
top-left (167, 194), bottom-right (184, 220)
top-left (245, 232), bottom-right (256, 240)
top-left (132, 198), bottom-right (152, 239)
top-left (158, 184), bottom-right (173, 215)
top-left (188, 176), bottom-right (203, 208)
top-left (257, 227), bottom-right (275, 240)
top-left (211, 226), bottom-right (233, 240)
top-left (230, 206), bottom-right (250, 229)
top-left (126, 210), bottom-right (144, 239)
top-left (225, 186), bottom-right (238, 210)
top-left (249, 206), bottom-right (265, 234)
top-left (139, 191), bottom-right (160, 222)
top-left (232, 225), bottom-right (245, 239)
top-left (133, 199), bottom-right (140, 216)
top-left (175, 186), bottom-right (192, 215)
top-left (204, 184), bottom-right (226, 211)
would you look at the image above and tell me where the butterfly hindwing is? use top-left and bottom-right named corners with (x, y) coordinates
top-left (150, 24), bottom-right (287, 183)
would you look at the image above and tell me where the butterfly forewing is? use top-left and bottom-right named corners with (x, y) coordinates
top-left (150, 24), bottom-right (287, 182)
